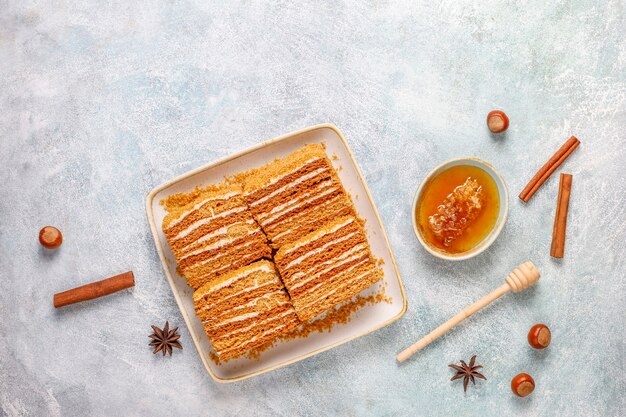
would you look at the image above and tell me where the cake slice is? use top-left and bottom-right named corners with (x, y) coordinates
top-left (239, 144), bottom-right (356, 249)
top-left (162, 182), bottom-right (271, 290)
top-left (193, 260), bottom-right (300, 361)
top-left (274, 215), bottom-right (383, 321)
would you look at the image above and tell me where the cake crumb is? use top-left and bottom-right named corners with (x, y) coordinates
top-left (332, 153), bottom-right (339, 160)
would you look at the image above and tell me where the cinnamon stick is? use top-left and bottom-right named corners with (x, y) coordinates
top-left (550, 174), bottom-right (572, 258)
top-left (54, 271), bottom-right (135, 308)
top-left (519, 136), bottom-right (580, 202)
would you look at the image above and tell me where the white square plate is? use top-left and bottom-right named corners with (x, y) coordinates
top-left (145, 124), bottom-right (407, 382)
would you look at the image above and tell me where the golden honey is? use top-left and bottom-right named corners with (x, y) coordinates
top-left (416, 165), bottom-right (499, 254)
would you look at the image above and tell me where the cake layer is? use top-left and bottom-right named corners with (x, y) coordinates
top-left (162, 183), bottom-right (271, 290)
top-left (193, 260), bottom-right (300, 361)
top-left (240, 144), bottom-right (356, 248)
top-left (274, 216), bottom-right (383, 321)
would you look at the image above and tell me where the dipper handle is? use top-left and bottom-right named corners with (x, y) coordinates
top-left (396, 261), bottom-right (540, 363)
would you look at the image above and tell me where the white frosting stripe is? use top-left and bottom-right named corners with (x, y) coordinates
top-left (269, 194), bottom-right (345, 240)
top-left (208, 291), bottom-right (284, 321)
top-left (180, 228), bottom-right (260, 261)
top-left (217, 323), bottom-right (289, 357)
top-left (296, 259), bottom-right (371, 299)
top-left (282, 227), bottom-right (357, 271)
top-left (207, 263), bottom-right (274, 293)
top-left (193, 251), bottom-right (265, 284)
top-left (298, 269), bottom-right (375, 311)
top-left (260, 184), bottom-right (338, 227)
top-left (211, 309), bottom-right (294, 342)
top-left (289, 243), bottom-right (367, 282)
top-left (172, 206), bottom-right (247, 241)
top-left (283, 217), bottom-right (354, 255)
top-left (197, 280), bottom-right (274, 310)
top-left (249, 166), bottom-right (328, 207)
top-left (257, 178), bottom-right (334, 220)
top-left (210, 312), bottom-right (259, 329)
top-left (166, 191), bottom-right (240, 229)
top-left (186, 239), bottom-right (264, 273)
top-left (209, 300), bottom-right (292, 331)
top-left (245, 157), bottom-right (323, 196)
top-left (288, 246), bottom-right (368, 291)
top-left (298, 258), bottom-right (370, 295)
top-left (180, 219), bottom-right (255, 252)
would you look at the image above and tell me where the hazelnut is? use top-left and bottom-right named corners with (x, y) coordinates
top-left (39, 226), bottom-right (63, 249)
top-left (487, 110), bottom-right (509, 133)
top-left (528, 324), bottom-right (551, 349)
top-left (511, 373), bottom-right (535, 397)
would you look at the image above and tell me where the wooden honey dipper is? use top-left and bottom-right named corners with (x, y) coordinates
top-left (396, 261), bottom-right (540, 363)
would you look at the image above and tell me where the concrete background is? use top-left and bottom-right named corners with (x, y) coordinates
top-left (1, 1), bottom-right (624, 416)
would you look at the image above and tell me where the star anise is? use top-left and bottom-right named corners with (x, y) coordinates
top-left (449, 355), bottom-right (486, 392)
top-left (149, 321), bottom-right (183, 356)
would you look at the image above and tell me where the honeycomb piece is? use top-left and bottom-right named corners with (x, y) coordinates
top-left (428, 177), bottom-right (484, 247)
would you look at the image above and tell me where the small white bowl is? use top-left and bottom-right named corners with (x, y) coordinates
top-left (412, 157), bottom-right (508, 261)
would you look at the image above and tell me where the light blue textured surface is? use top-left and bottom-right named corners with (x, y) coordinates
top-left (1, 1), bottom-right (625, 416)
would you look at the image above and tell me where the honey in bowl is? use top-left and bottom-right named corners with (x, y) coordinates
top-left (416, 165), bottom-right (500, 254)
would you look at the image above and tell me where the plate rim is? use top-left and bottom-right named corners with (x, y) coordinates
top-left (145, 123), bottom-right (407, 383)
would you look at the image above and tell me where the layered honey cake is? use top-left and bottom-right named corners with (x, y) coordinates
top-left (193, 260), bottom-right (300, 361)
top-left (162, 182), bottom-right (271, 290)
top-left (239, 144), bottom-right (356, 248)
top-left (274, 215), bottom-right (383, 321)
top-left (160, 143), bottom-right (387, 362)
